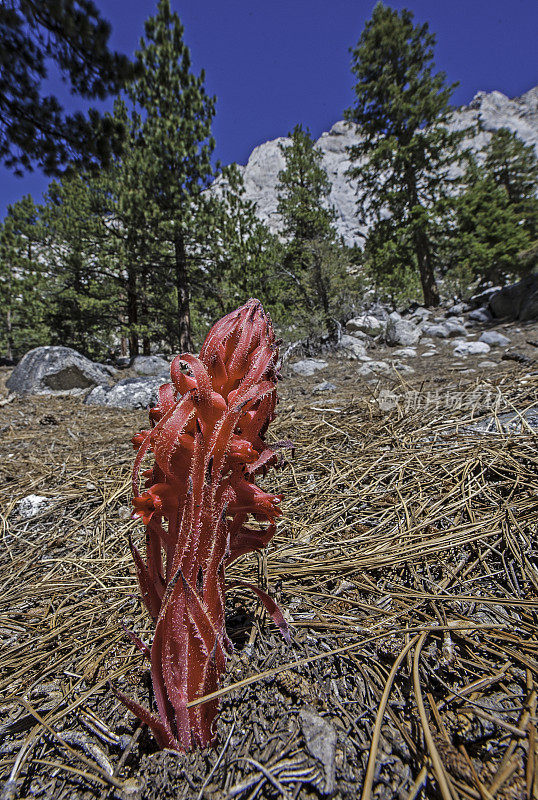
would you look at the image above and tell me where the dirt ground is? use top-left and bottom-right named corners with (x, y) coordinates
top-left (0, 324), bottom-right (537, 799)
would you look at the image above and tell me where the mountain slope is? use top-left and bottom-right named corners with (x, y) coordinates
top-left (235, 86), bottom-right (538, 246)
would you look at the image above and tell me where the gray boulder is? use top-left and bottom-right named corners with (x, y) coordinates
top-left (447, 302), bottom-right (469, 316)
top-left (391, 347), bottom-right (417, 357)
top-left (393, 362), bottom-right (415, 374)
top-left (453, 341), bottom-right (491, 357)
top-left (6, 346), bottom-right (112, 395)
top-left (358, 360), bottom-right (391, 376)
top-left (345, 314), bottom-right (385, 337)
top-left (385, 318), bottom-right (422, 347)
top-left (131, 355), bottom-right (170, 376)
top-left (468, 307), bottom-right (492, 323)
top-left (479, 330), bottom-right (510, 347)
top-left (444, 320), bottom-right (468, 337)
top-left (489, 274), bottom-right (538, 321)
top-left (290, 359), bottom-right (328, 377)
top-left (410, 307), bottom-right (431, 322)
top-left (85, 376), bottom-right (164, 409)
top-left (338, 334), bottom-right (367, 360)
top-left (422, 323), bottom-right (449, 339)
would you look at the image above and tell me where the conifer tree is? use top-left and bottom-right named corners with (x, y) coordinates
top-left (0, 0), bottom-right (134, 174)
top-left (276, 125), bottom-right (348, 338)
top-left (277, 125), bottom-right (335, 242)
top-left (0, 196), bottom-right (49, 359)
top-left (448, 156), bottom-right (532, 287)
top-left (484, 129), bottom-right (538, 238)
top-left (39, 172), bottom-right (122, 358)
top-left (345, 2), bottom-right (466, 307)
top-left (124, 0), bottom-right (216, 352)
top-left (191, 164), bottom-right (279, 327)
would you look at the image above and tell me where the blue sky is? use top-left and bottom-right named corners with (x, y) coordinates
top-left (1, 0), bottom-right (537, 216)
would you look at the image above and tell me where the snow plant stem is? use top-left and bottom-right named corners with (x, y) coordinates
top-left (114, 299), bottom-right (290, 751)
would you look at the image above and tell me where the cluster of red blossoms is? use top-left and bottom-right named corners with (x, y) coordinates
top-left (114, 299), bottom-right (289, 752)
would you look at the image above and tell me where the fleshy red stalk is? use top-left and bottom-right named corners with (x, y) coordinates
top-left (119, 299), bottom-right (289, 751)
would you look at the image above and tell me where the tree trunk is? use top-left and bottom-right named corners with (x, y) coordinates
top-left (406, 170), bottom-right (440, 308)
top-left (175, 234), bottom-right (192, 352)
top-left (127, 264), bottom-right (139, 358)
top-left (311, 244), bottom-right (337, 342)
top-left (6, 306), bottom-right (13, 362)
top-left (415, 231), bottom-right (440, 307)
top-left (141, 264), bottom-right (151, 355)
top-left (6, 269), bottom-right (13, 361)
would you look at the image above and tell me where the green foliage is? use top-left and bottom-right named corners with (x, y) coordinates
top-left (0, 0), bottom-right (134, 174)
top-left (345, 1), bottom-right (467, 307)
top-left (0, 0), bottom-right (276, 361)
top-left (117, 0), bottom-right (218, 352)
top-left (275, 125), bottom-right (352, 338)
top-left (364, 220), bottom-right (422, 309)
top-left (39, 172), bottom-right (123, 359)
top-left (277, 125), bottom-right (335, 241)
top-left (0, 196), bottom-right (50, 359)
top-left (447, 155), bottom-right (532, 287)
top-left (484, 128), bottom-right (538, 239)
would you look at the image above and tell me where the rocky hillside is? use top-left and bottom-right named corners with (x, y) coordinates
top-left (235, 85), bottom-right (538, 246)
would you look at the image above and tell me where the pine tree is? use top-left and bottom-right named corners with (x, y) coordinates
top-left (0, 0), bottom-right (134, 174)
top-left (276, 125), bottom-right (348, 338)
top-left (123, 0), bottom-right (216, 352)
top-left (484, 129), bottom-right (538, 238)
top-left (190, 164), bottom-right (279, 329)
top-left (345, 2), bottom-right (466, 307)
top-left (0, 196), bottom-right (50, 359)
top-left (39, 171), bottom-right (122, 358)
top-left (277, 125), bottom-right (335, 242)
top-left (449, 157), bottom-right (531, 287)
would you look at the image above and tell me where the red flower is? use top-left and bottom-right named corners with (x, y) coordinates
top-left (118, 300), bottom-right (289, 752)
top-left (132, 483), bottom-right (178, 525)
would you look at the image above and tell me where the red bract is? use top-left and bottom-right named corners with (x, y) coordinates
top-left (114, 299), bottom-right (289, 752)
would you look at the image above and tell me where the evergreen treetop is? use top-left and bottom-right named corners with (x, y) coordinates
top-left (345, 1), bottom-right (467, 306)
top-left (0, 0), bottom-right (134, 174)
top-left (276, 124), bottom-right (335, 242)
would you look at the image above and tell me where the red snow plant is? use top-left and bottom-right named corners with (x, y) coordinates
top-left (115, 299), bottom-right (288, 752)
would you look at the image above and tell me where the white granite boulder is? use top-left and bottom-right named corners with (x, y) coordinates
top-left (345, 315), bottom-right (385, 337)
top-left (6, 346), bottom-right (112, 395)
top-left (479, 331), bottom-right (510, 347)
top-left (290, 359), bottom-right (328, 377)
top-left (453, 341), bottom-right (491, 357)
top-left (385, 319), bottom-right (422, 347)
top-left (85, 377), bottom-right (163, 409)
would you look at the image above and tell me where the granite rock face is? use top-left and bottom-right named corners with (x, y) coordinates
top-left (6, 346), bottom-right (111, 395)
top-left (230, 87), bottom-right (538, 246)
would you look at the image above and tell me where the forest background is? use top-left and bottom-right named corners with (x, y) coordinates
top-left (0, 0), bottom-right (537, 362)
